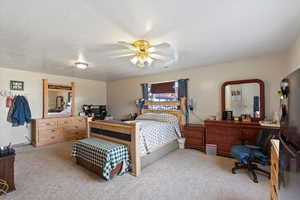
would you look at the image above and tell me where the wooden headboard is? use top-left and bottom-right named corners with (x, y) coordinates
top-left (141, 98), bottom-right (187, 129)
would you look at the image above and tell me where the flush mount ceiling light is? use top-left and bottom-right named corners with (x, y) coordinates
top-left (75, 61), bottom-right (88, 70)
top-left (117, 40), bottom-right (175, 68)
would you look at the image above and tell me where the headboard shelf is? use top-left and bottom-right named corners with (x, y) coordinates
top-left (144, 101), bottom-right (180, 107)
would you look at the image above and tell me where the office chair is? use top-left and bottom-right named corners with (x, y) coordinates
top-left (230, 130), bottom-right (277, 183)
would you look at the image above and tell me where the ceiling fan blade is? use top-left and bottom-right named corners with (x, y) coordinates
top-left (150, 53), bottom-right (169, 60)
top-left (111, 53), bottom-right (136, 58)
top-left (150, 42), bottom-right (171, 49)
top-left (145, 57), bottom-right (153, 66)
top-left (117, 41), bottom-right (137, 51)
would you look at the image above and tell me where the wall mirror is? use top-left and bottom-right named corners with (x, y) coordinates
top-left (43, 79), bottom-right (76, 118)
top-left (221, 79), bottom-right (265, 121)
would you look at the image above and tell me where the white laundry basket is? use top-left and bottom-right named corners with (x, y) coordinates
top-left (206, 144), bottom-right (217, 155)
top-left (178, 138), bottom-right (186, 149)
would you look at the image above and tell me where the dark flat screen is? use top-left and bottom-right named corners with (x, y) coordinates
top-left (282, 69), bottom-right (300, 148)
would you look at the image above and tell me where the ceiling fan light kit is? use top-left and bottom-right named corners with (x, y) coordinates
top-left (75, 61), bottom-right (88, 70)
top-left (118, 40), bottom-right (174, 68)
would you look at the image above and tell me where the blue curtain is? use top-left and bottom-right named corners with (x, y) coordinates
top-left (141, 83), bottom-right (149, 100)
top-left (141, 83), bottom-right (149, 109)
top-left (178, 79), bottom-right (189, 123)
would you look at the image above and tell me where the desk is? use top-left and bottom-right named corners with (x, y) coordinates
top-left (204, 120), bottom-right (279, 157)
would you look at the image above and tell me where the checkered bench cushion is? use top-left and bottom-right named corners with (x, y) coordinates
top-left (71, 138), bottom-right (130, 180)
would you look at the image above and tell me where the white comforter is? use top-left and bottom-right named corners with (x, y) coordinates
top-left (136, 120), bottom-right (181, 156)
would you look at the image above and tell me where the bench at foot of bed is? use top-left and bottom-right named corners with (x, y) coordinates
top-left (76, 157), bottom-right (123, 179)
top-left (72, 138), bottom-right (130, 180)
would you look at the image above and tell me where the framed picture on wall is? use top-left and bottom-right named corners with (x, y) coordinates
top-left (10, 80), bottom-right (24, 91)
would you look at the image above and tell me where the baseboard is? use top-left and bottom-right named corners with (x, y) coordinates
top-left (12, 142), bottom-right (32, 148)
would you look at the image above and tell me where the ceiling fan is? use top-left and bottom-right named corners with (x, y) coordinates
top-left (117, 40), bottom-right (177, 68)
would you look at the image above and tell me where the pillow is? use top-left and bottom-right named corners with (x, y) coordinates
top-left (136, 113), bottom-right (179, 124)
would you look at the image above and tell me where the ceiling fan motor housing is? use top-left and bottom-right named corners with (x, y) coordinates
top-left (133, 40), bottom-right (150, 57)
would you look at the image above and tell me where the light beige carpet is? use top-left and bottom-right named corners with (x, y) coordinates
top-left (4, 142), bottom-right (269, 200)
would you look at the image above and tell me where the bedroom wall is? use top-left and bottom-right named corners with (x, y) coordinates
top-left (0, 67), bottom-right (106, 146)
top-left (288, 34), bottom-right (300, 73)
top-left (107, 53), bottom-right (288, 123)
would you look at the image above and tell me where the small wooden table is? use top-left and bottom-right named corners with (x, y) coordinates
top-left (0, 154), bottom-right (15, 192)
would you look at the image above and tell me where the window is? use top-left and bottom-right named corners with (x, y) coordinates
top-left (148, 81), bottom-right (178, 102)
top-left (147, 81), bottom-right (178, 110)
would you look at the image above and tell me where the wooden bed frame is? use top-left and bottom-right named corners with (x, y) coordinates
top-left (88, 98), bottom-right (187, 177)
top-left (142, 97), bottom-right (187, 130)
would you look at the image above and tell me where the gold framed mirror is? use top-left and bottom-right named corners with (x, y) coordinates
top-left (43, 79), bottom-right (76, 118)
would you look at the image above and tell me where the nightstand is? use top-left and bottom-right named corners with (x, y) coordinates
top-left (183, 124), bottom-right (206, 152)
top-left (0, 154), bottom-right (15, 193)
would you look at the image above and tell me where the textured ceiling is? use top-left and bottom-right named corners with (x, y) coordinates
top-left (1, 0), bottom-right (300, 81)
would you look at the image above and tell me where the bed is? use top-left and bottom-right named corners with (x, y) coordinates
top-left (88, 98), bottom-right (187, 177)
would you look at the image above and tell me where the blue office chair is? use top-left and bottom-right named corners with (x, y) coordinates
top-left (231, 130), bottom-right (277, 183)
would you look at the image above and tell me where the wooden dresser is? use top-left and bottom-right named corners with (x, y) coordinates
top-left (204, 120), bottom-right (262, 157)
top-left (183, 124), bottom-right (206, 152)
top-left (270, 139), bottom-right (279, 200)
top-left (32, 116), bottom-right (88, 147)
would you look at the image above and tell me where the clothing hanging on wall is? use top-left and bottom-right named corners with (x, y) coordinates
top-left (6, 96), bottom-right (13, 108)
top-left (7, 96), bottom-right (31, 127)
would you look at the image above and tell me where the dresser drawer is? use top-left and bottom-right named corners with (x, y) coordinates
top-left (72, 117), bottom-right (86, 127)
top-left (73, 129), bottom-right (87, 140)
top-left (184, 130), bottom-right (203, 140)
top-left (39, 128), bottom-right (58, 137)
top-left (38, 130), bottom-right (62, 145)
top-left (58, 118), bottom-right (74, 127)
top-left (63, 129), bottom-right (86, 141)
top-left (186, 138), bottom-right (203, 147)
top-left (73, 123), bottom-right (86, 131)
top-left (38, 119), bottom-right (57, 130)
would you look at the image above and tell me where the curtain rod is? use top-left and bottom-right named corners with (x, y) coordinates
top-left (140, 78), bottom-right (189, 85)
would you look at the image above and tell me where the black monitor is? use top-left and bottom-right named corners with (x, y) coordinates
top-left (82, 105), bottom-right (107, 120)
